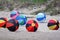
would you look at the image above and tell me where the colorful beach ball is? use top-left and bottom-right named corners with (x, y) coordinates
top-left (47, 19), bottom-right (59, 30)
top-left (26, 20), bottom-right (38, 32)
top-left (6, 19), bottom-right (19, 32)
top-left (10, 10), bottom-right (20, 19)
top-left (0, 17), bottom-right (8, 28)
top-left (36, 13), bottom-right (46, 22)
top-left (16, 14), bottom-right (27, 25)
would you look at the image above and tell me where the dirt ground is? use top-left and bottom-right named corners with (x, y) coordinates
top-left (0, 11), bottom-right (60, 40)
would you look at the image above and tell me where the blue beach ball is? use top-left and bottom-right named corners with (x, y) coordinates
top-left (16, 14), bottom-right (27, 25)
top-left (36, 13), bottom-right (46, 22)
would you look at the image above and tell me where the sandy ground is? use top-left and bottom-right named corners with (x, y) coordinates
top-left (0, 11), bottom-right (60, 40)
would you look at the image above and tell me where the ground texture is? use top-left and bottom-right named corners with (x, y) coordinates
top-left (0, 11), bottom-right (60, 40)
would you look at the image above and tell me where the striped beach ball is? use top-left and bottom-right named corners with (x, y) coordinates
top-left (10, 10), bottom-right (20, 19)
top-left (47, 19), bottom-right (59, 30)
top-left (26, 20), bottom-right (38, 32)
top-left (0, 17), bottom-right (8, 28)
top-left (6, 19), bottom-right (19, 32)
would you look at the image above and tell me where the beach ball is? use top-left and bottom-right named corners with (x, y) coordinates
top-left (26, 20), bottom-right (38, 32)
top-left (0, 17), bottom-right (8, 28)
top-left (10, 10), bottom-right (20, 19)
top-left (47, 19), bottom-right (59, 30)
top-left (16, 14), bottom-right (27, 25)
top-left (6, 19), bottom-right (19, 32)
top-left (36, 13), bottom-right (46, 22)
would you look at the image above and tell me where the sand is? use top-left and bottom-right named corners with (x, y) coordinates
top-left (0, 11), bottom-right (60, 40)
